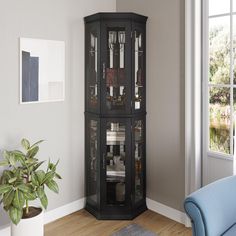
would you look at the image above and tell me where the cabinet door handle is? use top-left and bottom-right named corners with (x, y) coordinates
top-left (103, 153), bottom-right (106, 169)
top-left (103, 63), bottom-right (106, 80)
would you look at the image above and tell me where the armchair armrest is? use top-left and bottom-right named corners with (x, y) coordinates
top-left (184, 200), bottom-right (206, 236)
top-left (184, 176), bottom-right (236, 236)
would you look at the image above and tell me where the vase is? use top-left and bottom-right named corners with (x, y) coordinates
top-left (11, 207), bottom-right (43, 236)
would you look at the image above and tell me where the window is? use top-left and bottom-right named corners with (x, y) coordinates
top-left (205, 0), bottom-right (236, 157)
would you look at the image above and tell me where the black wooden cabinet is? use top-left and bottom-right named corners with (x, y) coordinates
top-left (84, 13), bottom-right (147, 220)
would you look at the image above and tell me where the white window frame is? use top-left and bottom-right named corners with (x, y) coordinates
top-left (202, 0), bottom-right (235, 161)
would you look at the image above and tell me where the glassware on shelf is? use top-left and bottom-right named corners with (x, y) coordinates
top-left (135, 143), bottom-right (139, 159)
top-left (108, 31), bottom-right (117, 50)
top-left (90, 33), bottom-right (97, 55)
top-left (135, 95), bottom-right (141, 109)
top-left (118, 31), bottom-right (125, 46)
top-left (138, 33), bottom-right (142, 49)
top-left (109, 159), bottom-right (114, 166)
top-left (111, 122), bottom-right (119, 131)
top-left (118, 31), bottom-right (125, 68)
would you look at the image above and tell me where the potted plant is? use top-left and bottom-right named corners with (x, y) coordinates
top-left (0, 138), bottom-right (61, 236)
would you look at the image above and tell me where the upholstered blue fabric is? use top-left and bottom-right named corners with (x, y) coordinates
top-left (184, 175), bottom-right (236, 236)
top-left (223, 224), bottom-right (236, 236)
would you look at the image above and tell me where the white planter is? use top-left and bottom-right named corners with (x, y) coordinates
top-left (11, 208), bottom-right (44, 236)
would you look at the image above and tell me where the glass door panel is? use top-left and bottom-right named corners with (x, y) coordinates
top-left (106, 28), bottom-right (126, 112)
top-left (87, 119), bottom-right (98, 203)
top-left (134, 119), bottom-right (144, 202)
top-left (105, 121), bottom-right (126, 205)
top-left (133, 27), bottom-right (145, 112)
top-left (85, 23), bottom-right (99, 112)
top-left (101, 22), bottom-right (131, 114)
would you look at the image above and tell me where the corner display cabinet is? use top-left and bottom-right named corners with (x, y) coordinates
top-left (84, 12), bottom-right (148, 219)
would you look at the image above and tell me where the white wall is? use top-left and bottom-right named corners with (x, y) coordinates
top-left (0, 0), bottom-right (116, 227)
top-left (116, 0), bottom-right (185, 211)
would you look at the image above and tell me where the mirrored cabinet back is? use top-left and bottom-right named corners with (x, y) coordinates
top-left (84, 12), bottom-right (147, 220)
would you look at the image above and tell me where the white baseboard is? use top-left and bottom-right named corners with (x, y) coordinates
top-left (0, 197), bottom-right (85, 236)
top-left (146, 198), bottom-right (189, 226)
top-left (44, 198), bottom-right (85, 224)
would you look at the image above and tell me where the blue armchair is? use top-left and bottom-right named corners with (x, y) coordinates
top-left (184, 175), bottom-right (236, 236)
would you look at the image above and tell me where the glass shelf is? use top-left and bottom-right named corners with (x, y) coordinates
top-left (106, 121), bottom-right (126, 205)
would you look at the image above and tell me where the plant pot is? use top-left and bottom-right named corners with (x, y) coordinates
top-left (11, 207), bottom-right (44, 236)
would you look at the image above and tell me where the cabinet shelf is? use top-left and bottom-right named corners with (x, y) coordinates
top-left (106, 176), bottom-right (125, 182)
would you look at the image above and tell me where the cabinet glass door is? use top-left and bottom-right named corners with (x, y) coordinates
top-left (85, 22), bottom-right (100, 112)
top-left (133, 117), bottom-right (145, 203)
top-left (103, 119), bottom-right (130, 205)
top-left (132, 25), bottom-right (145, 112)
top-left (101, 22), bottom-right (131, 114)
top-left (86, 116), bottom-right (99, 204)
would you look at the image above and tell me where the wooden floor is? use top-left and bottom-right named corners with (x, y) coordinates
top-left (45, 209), bottom-right (192, 236)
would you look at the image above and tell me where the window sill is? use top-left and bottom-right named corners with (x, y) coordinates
top-left (207, 151), bottom-right (233, 161)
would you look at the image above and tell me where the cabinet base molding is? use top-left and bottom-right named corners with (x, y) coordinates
top-left (85, 202), bottom-right (147, 220)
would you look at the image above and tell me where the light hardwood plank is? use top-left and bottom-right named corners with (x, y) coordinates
top-left (45, 209), bottom-right (192, 236)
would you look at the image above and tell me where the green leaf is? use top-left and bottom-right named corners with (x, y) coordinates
top-left (55, 173), bottom-right (62, 179)
top-left (0, 160), bottom-right (9, 166)
top-left (3, 205), bottom-right (11, 211)
top-left (48, 159), bottom-right (59, 172)
top-left (33, 161), bottom-right (45, 171)
top-left (17, 184), bottom-right (31, 193)
top-left (14, 180), bottom-right (24, 187)
top-left (9, 207), bottom-right (23, 225)
top-left (37, 186), bottom-right (45, 198)
top-left (12, 150), bottom-right (25, 157)
top-left (0, 184), bottom-right (12, 194)
top-left (48, 163), bottom-right (54, 171)
top-left (43, 171), bottom-right (55, 184)
top-left (13, 169), bottom-right (22, 179)
top-left (13, 189), bottom-right (25, 209)
top-left (8, 177), bottom-right (17, 184)
top-left (13, 151), bottom-right (26, 165)
top-left (25, 158), bottom-right (38, 165)
top-left (30, 140), bottom-right (44, 149)
top-left (9, 153), bottom-right (16, 166)
top-left (3, 170), bottom-right (13, 178)
top-left (31, 173), bottom-right (39, 186)
top-left (39, 193), bottom-right (48, 209)
top-left (0, 170), bottom-right (13, 184)
top-left (35, 170), bottom-right (45, 185)
top-left (46, 180), bottom-right (59, 193)
top-left (3, 150), bottom-right (10, 160)
top-left (21, 139), bottom-right (30, 151)
top-left (26, 146), bottom-right (39, 159)
top-left (12, 150), bottom-right (26, 163)
top-left (3, 189), bottom-right (15, 207)
top-left (24, 191), bottom-right (37, 201)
